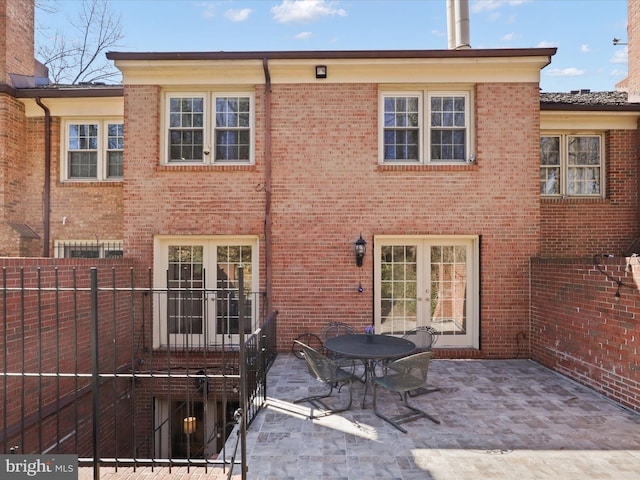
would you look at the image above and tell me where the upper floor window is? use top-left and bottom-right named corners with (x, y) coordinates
top-left (540, 134), bottom-right (603, 197)
top-left (380, 90), bottom-right (472, 164)
top-left (63, 120), bottom-right (123, 181)
top-left (165, 92), bottom-right (254, 165)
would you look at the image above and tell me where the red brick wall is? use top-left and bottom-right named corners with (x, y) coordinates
top-left (627, 0), bottom-right (640, 98)
top-left (531, 256), bottom-right (640, 412)
top-left (0, 94), bottom-right (30, 255)
top-left (540, 129), bottom-right (640, 256)
top-left (0, 0), bottom-right (34, 85)
top-left (0, 259), bottom-right (138, 453)
top-left (123, 81), bottom-right (541, 357)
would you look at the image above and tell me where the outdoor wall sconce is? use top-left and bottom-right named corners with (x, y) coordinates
top-left (183, 416), bottom-right (196, 435)
top-left (315, 65), bottom-right (327, 78)
top-left (355, 234), bottom-right (367, 267)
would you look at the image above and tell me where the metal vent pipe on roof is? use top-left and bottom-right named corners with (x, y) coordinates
top-left (446, 0), bottom-right (471, 49)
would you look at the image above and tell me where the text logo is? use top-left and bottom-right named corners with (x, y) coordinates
top-left (0, 455), bottom-right (77, 480)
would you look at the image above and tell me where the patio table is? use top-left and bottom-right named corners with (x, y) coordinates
top-left (324, 333), bottom-right (415, 408)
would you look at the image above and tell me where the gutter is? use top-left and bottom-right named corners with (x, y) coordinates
top-left (262, 58), bottom-right (273, 314)
top-left (35, 98), bottom-right (51, 257)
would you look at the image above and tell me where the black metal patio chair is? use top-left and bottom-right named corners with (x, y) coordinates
top-left (321, 321), bottom-right (362, 374)
top-left (402, 326), bottom-right (440, 396)
top-left (372, 351), bottom-right (441, 433)
top-left (293, 340), bottom-right (357, 418)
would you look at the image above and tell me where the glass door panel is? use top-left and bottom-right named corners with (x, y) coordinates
top-left (167, 245), bottom-right (205, 346)
top-left (375, 236), bottom-right (477, 348)
top-left (215, 245), bottom-right (253, 342)
top-left (430, 244), bottom-right (468, 336)
top-left (379, 244), bottom-right (418, 334)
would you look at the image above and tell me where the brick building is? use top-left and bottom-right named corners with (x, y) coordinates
top-left (2, 0), bottom-right (640, 461)
top-left (2, 0), bottom-right (640, 355)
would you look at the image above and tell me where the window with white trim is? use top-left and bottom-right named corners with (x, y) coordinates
top-left (63, 120), bottom-right (123, 181)
top-left (165, 93), bottom-right (254, 164)
top-left (540, 134), bottom-right (604, 197)
top-left (380, 90), bottom-right (472, 164)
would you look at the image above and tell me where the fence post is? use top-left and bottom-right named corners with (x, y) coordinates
top-left (90, 268), bottom-right (100, 480)
top-left (237, 266), bottom-right (247, 480)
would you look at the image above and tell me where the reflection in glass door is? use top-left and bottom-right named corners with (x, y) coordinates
top-left (375, 236), bottom-right (477, 348)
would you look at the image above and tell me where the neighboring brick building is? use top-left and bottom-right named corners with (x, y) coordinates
top-left (1, 0), bottom-right (639, 357)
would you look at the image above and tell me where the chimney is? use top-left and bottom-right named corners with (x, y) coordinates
top-left (0, 0), bottom-right (35, 86)
top-left (624, 0), bottom-right (640, 102)
top-left (447, 0), bottom-right (471, 49)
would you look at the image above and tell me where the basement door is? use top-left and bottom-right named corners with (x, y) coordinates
top-left (153, 236), bottom-right (259, 348)
top-left (374, 236), bottom-right (479, 348)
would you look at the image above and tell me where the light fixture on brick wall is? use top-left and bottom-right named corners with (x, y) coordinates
top-left (183, 416), bottom-right (196, 435)
top-left (315, 65), bottom-right (327, 78)
top-left (355, 234), bottom-right (366, 267)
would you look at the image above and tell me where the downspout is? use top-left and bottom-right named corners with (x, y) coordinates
top-left (35, 97), bottom-right (51, 257)
top-left (262, 58), bottom-right (273, 313)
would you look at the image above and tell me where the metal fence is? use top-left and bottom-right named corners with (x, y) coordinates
top-left (0, 265), bottom-right (277, 480)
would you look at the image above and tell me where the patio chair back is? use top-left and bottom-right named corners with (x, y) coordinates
top-left (322, 321), bottom-right (357, 341)
top-left (402, 326), bottom-right (438, 351)
top-left (387, 351), bottom-right (432, 386)
top-left (295, 340), bottom-right (345, 383)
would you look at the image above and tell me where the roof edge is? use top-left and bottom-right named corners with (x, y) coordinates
top-left (12, 86), bottom-right (124, 99)
top-left (541, 102), bottom-right (640, 112)
top-left (106, 47), bottom-right (557, 62)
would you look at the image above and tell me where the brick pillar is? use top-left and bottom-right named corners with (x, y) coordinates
top-left (0, 0), bottom-right (35, 85)
top-left (0, 0), bottom-right (37, 256)
top-left (626, 0), bottom-right (640, 101)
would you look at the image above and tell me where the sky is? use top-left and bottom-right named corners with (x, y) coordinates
top-left (35, 0), bottom-right (630, 93)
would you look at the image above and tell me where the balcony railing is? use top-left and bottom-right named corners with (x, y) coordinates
top-left (0, 265), bottom-right (277, 480)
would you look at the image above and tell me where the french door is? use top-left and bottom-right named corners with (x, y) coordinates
top-left (154, 236), bottom-right (258, 348)
top-left (374, 236), bottom-right (478, 348)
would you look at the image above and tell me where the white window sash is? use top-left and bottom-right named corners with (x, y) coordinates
top-left (540, 133), bottom-right (604, 197)
top-left (379, 89), bottom-right (472, 165)
top-left (62, 119), bottom-right (124, 181)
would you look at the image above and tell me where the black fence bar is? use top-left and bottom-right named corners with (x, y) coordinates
top-left (90, 268), bottom-right (100, 480)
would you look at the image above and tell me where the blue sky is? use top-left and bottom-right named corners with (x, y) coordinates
top-left (37, 0), bottom-right (629, 92)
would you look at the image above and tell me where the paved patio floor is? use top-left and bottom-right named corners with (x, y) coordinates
top-left (80, 353), bottom-right (640, 480)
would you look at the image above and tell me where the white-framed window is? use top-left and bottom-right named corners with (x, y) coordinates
top-left (165, 92), bottom-right (254, 165)
top-left (53, 240), bottom-right (123, 259)
top-left (62, 119), bottom-right (123, 181)
top-left (380, 90), bottom-right (473, 164)
top-left (540, 134), bottom-right (604, 197)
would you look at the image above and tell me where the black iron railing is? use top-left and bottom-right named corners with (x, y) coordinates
top-left (0, 265), bottom-right (277, 480)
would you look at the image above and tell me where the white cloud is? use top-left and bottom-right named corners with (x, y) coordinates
top-left (536, 40), bottom-right (557, 48)
top-left (546, 67), bottom-right (585, 77)
top-left (431, 29), bottom-right (446, 37)
top-left (295, 31), bottom-right (313, 39)
top-left (580, 44), bottom-right (590, 53)
top-left (224, 8), bottom-right (252, 22)
top-left (471, 0), bottom-right (531, 14)
top-left (271, 0), bottom-right (347, 24)
top-left (200, 2), bottom-right (216, 19)
top-left (609, 69), bottom-right (627, 78)
top-left (501, 32), bottom-right (515, 42)
top-left (610, 47), bottom-right (628, 64)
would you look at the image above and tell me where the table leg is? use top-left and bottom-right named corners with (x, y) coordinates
top-left (361, 359), bottom-right (374, 409)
